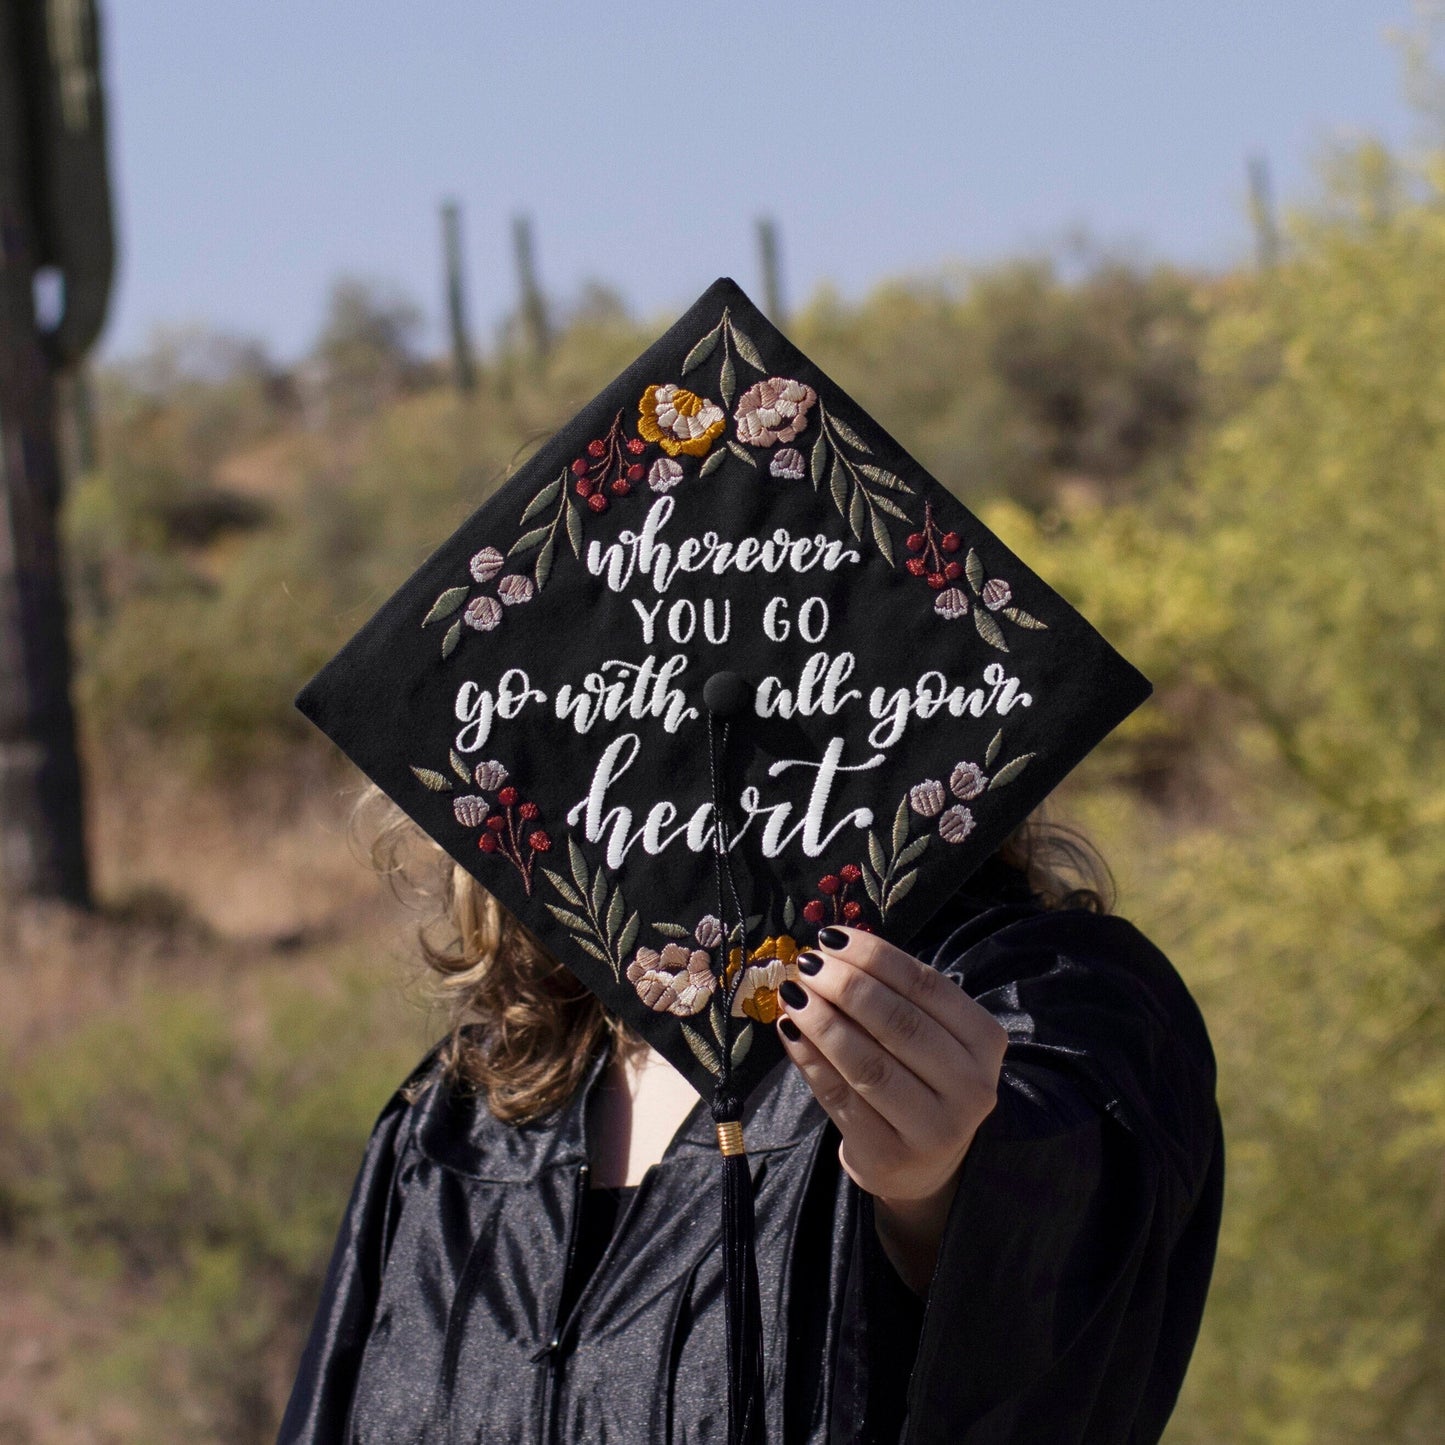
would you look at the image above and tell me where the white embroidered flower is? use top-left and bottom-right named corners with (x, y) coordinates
top-left (934, 587), bottom-right (969, 620)
top-left (909, 780), bottom-right (946, 817)
top-left (981, 578), bottom-right (1013, 611)
top-left (469, 546), bottom-right (504, 583)
top-left (497, 575), bottom-right (535, 606)
top-left (770, 446), bottom-right (806, 479)
top-left (472, 759), bottom-right (508, 790)
top-left (452, 796), bottom-right (489, 827)
top-left (626, 943), bottom-right (717, 1017)
top-left (649, 457), bottom-right (685, 493)
top-left (938, 805), bottom-right (976, 844)
top-left (949, 761), bottom-right (988, 801)
top-left (463, 595), bottom-right (502, 631)
top-left (694, 914), bottom-right (724, 950)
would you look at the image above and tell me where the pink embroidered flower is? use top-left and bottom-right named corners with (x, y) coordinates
top-left (649, 457), bottom-right (685, 493)
top-left (939, 805), bottom-right (976, 844)
top-left (469, 546), bottom-right (504, 583)
top-left (909, 780), bottom-right (946, 817)
top-left (497, 575), bottom-right (535, 606)
top-left (734, 378), bottom-right (817, 447)
top-left (981, 578), bottom-right (1013, 611)
top-left (453, 796), bottom-right (489, 828)
top-left (694, 914), bottom-right (725, 950)
top-left (934, 587), bottom-right (969, 620)
top-left (770, 446), bottom-right (805, 479)
top-left (463, 595), bottom-right (502, 631)
top-left (473, 760), bottom-right (508, 790)
top-left (949, 761), bottom-right (988, 801)
top-left (627, 943), bottom-right (717, 1017)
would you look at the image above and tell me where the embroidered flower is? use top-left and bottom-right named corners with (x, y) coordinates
top-left (734, 378), bottom-right (817, 447)
top-left (648, 457), bottom-right (685, 493)
top-left (770, 446), bottom-right (805, 480)
top-left (627, 943), bottom-right (717, 1017)
top-left (981, 578), bottom-right (1013, 611)
top-left (473, 759), bottom-right (508, 790)
top-left (469, 546), bottom-right (504, 583)
top-left (497, 575), bottom-right (535, 606)
top-left (638, 383), bottom-right (726, 458)
top-left (909, 780), bottom-right (946, 817)
top-left (453, 795), bottom-right (489, 828)
top-left (934, 587), bottom-right (969, 620)
top-left (949, 761), bottom-right (988, 801)
top-left (939, 805), bottom-right (976, 844)
top-left (463, 595), bottom-right (502, 631)
top-left (694, 914), bottom-right (724, 950)
top-left (727, 935), bottom-right (800, 1023)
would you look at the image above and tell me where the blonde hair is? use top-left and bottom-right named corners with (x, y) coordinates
top-left (359, 787), bottom-right (1111, 1124)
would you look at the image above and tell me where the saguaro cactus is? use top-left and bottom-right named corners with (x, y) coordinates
top-left (511, 214), bottom-right (551, 362)
top-left (0, 0), bottom-right (114, 906)
top-left (441, 199), bottom-right (476, 395)
top-left (757, 217), bottom-right (784, 326)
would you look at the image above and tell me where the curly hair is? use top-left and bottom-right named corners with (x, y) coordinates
top-left (359, 787), bottom-right (1112, 1125)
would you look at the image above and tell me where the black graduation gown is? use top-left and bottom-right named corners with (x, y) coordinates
top-left (277, 889), bottom-right (1223, 1444)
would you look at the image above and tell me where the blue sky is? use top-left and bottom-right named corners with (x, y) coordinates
top-left (99, 1), bottom-right (1423, 360)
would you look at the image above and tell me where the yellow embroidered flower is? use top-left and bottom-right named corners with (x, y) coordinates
top-left (726, 934), bottom-right (800, 1024)
top-left (639, 383), bottom-right (726, 458)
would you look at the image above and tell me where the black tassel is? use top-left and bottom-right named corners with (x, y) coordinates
top-left (713, 1090), bottom-right (766, 1445)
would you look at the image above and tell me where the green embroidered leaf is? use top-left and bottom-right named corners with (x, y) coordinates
top-left (810, 430), bottom-right (829, 488)
top-left (605, 887), bottom-right (624, 946)
top-left (710, 996), bottom-right (727, 1044)
top-left (542, 869), bottom-right (583, 907)
top-left (700, 447), bottom-right (727, 478)
top-left (973, 607), bottom-right (1009, 652)
top-left (590, 868), bottom-right (608, 920)
top-left (726, 439), bottom-right (757, 467)
top-left (448, 749), bottom-right (472, 784)
top-left (508, 524), bottom-right (550, 558)
top-left (829, 457), bottom-right (848, 520)
top-left (568, 837), bottom-right (590, 896)
top-left (827, 411), bottom-right (872, 454)
top-left (565, 497), bottom-right (582, 557)
top-left (885, 869), bottom-right (918, 913)
top-left (731, 1023), bottom-right (754, 1068)
top-left (520, 472), bottom-right (563, 523)
top-left (545, 904), bottom-right (594, 935)
top-left (534, 534), bottom-right (555, 593)
top-left (682, 1025), bottom-right (722, 1076)
top-left (860, 860), bottom-right (884, 909)
top-left (867, 829), bottom-right (887, 881)
top-left (782, 896), bottom-right (796, 931)
top-left (682, 322), bottom-right (723, 374)
top-left (720, 350), bottom-right (736, 409)
top-left (869, 492), bottom-right (913, 523)
top-left (423, 587), bottom-right (469, 627)
top-left (728, 322), bottom-right (765, 371)
top-left (896, 835), bottom-right (930, 868)
top-left (984, 728), bottom-right (1004, 768)
top-left (1003, 606), bottom-right (1047, 630)
top-left (848, 484), bottom-right (865, 540)
top-left (441, 619), bottom-right (462, 658)
top-left (870, 506), bottom-right (895, 566)
top-left (652, 921), bottom-right (692, 939)
top-left (988, 752), bottom-right (1036, 790)
top-left (618, 911), bottom-right (640, 958)
top-left (965, 547), bottom-right (985, 592)
top-left (891, 794), bottom-right (910, 856)
top-left (573, 936), bottom-right (614, 968)
top-left (858, 463), bottom-right (910, 493)
top-left (410, 766), bottom-right (452, 792)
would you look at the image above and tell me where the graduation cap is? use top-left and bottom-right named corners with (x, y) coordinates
top-left (297, 278), bottom-right (1150, 1444)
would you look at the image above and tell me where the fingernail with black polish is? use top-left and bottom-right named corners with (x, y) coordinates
top-left (797, 951), bottom-right (824, 976)
top-left (817, 927), bottom-right (849, 952)
top-left (779, 979), bottom-right (808, 1009)
top-left (779, 1018), bottom-right (802, 1042)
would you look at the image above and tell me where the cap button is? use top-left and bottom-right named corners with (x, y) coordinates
top-left (703, 671), bottom-right (753, 720)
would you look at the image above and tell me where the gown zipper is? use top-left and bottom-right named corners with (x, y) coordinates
top-left (534, 1160), bottom-right (589, 1442)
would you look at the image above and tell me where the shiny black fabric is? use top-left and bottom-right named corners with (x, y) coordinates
top-left (278, 894), bottom-right (1222, 1444)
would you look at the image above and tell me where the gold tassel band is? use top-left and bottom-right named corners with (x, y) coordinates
top-left (716, 1120), bottom-right (746, 1157)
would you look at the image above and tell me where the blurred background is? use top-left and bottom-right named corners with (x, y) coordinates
top-left (2, 1), bottom-right (1443, 1440)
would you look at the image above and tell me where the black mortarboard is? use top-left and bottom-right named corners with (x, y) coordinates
top-left (297, 278), bottom-right (1150, 1443)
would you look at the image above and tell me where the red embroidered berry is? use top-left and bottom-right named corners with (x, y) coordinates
top-left (625, 436), bottom-right (645, 455)
top-left (587, 438), bottom-right (606, 458)
top-left (842, 900), bottom-right (863, 921)
top-left (571, 458), bottom-right (589, 477)
top-left (839, 863), bottom-right (862, 884)
top-left (905, 532), bottom-right (926, 553)
top-left (802, 899), bottom-right (826, 925)
top-left (944, 560), bottom-right (963, 581)
top-left (905, 557), bottom-right (927, 577)
top-left (941, 531), bottom-right (962, 553)
top-left (626, 463), bottom-right (645, 482)
top-left (926, 571), bottom-right (947, 590)
top-left (478, 833), bottom-right (499, 853)
top-left (497, 786), bottom-right (519, 807)
top-left (485, 815), bottom-right (508, 832)
top-left (518, 801), bottom-right (539, 820)
top-left (587, 493), bottom-right (609, 513)
top-left (528, 829), bottom-right (552, 853)
top-left (817, 874), bottom-right (841, 896)
top-left (609, 478), bottom-right (632, 496)
top-left (575, 477), bottom-right (595, 498)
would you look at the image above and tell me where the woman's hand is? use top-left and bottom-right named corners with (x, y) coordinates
top-left (775, 925), bottom-right (1009, 1293)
